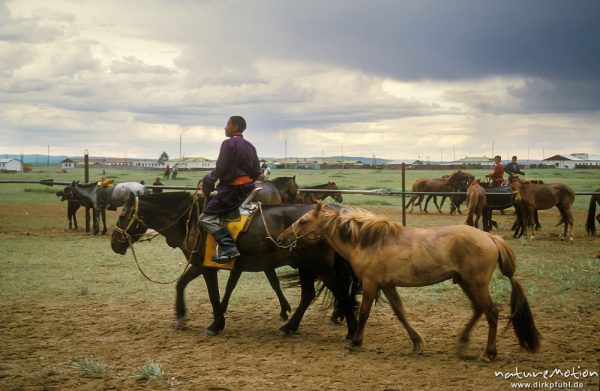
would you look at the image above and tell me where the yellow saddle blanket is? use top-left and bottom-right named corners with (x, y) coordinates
top-left (202, 215), bottom-right (249, 270)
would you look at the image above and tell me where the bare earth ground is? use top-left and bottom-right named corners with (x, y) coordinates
top-left (1, 203), bottom-right (599, 390)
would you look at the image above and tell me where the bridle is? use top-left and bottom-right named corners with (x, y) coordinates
top-left (257, 202), bottom-right (322, 251)
top-left (112, 192), bottom-right (202, 285)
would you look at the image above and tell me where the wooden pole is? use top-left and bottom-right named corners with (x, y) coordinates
top-left (401, 162), bottom-right (406, 227)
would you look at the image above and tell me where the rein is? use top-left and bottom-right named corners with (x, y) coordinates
top-left (257, 202), bottom-right (321, 251)
top-left (114, 189), bottom-right (203, 284)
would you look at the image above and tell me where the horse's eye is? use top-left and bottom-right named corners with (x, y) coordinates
top-left (299, 219), bottom-right (306, 225)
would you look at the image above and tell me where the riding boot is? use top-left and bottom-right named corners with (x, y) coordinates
top-left (211, 226), bottom-right (240, 263)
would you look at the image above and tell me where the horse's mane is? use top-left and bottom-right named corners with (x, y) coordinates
top-left (319, 207), bottom-right (403, 250)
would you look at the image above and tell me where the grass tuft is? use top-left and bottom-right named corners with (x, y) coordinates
top-left (135, 359), bottom-right (164, 383)
top-left (72, 356), bottom-right (110, 376)
top-left (79, 286), bottom-right (89, 295)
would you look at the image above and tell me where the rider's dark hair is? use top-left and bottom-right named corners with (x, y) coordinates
top-left (230, 116), bottom-right (246, 132)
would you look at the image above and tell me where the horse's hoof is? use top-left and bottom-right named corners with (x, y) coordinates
top-left (279, 313), bottom-right (289, 321)
top-left (203, 329), bottom-right (218, 337)
top-left (410, 347), bottom-right (423, 356)
top-left (478, 354), bottom-right (494, 363)
top-left (279, 325), bottom-right (296, 336)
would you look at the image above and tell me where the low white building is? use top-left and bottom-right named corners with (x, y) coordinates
top-left (60, 158), bottom-right (77, 169)
top-left (0, 158), bottom-right (23, 172)
top-left (543, 153), bottom-right (600, 169)
top-left (169, 157), bottom-right (216, 170)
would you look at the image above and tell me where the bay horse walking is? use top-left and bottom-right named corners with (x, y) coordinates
top-left (464, 180), bottom-right (487, 230)
top-left (278, 203), bottom-right (541, 362)
top-left (510, 178), bottom-right (576, 240)
top-left (406, 171), bottom-right (473, 214)
top-left (110, 192), bottom-right (358, 338)
top-left (299, 182), bottom-right (344, 204)
top-left (585, 187), bottom-right (600, 236)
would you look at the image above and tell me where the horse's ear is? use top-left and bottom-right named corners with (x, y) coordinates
top-left (314, 201), bottom-right (324, 215)
top-left (292, 175), bottom-right (296, 180)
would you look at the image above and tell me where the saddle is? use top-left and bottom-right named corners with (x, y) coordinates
top-left (202, 188), bottom-right (261, 270)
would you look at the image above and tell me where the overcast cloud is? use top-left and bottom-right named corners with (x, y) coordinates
top-left (1, 0), bottom-right (598, 160)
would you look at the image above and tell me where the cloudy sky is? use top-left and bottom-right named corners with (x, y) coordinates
top-left (1, 0), bottom-right (599, 161)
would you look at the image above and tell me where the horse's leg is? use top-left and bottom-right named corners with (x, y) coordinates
top-left (534, 209), bottom-right (541, 230)
top-left (423, 195), bottom-right (433, 213)
top-left (438, 195), bottom-right (447, 214)
top-left (280, 266), bottom-right (315, 335)
top-left (72, 206), bottom-right (78, 230)
top-left (351, 281), bottom-right (378, 348)
top-left (84, 206), bottom-right (91, 233)
top-left (202, 268), bottom-right (225, 336)
top-left (458, 280), bottom-right (498, 362)
top-left (175, 264), bottom-right (203, 328)
top-left (264, 269), bottom-right (292, 320)
top-left (92, 209), bottom-right (100, 235)
top-left (406, 195), bottom-right (417, 213)
top-left (381, 286), bottom-right (424, 355)
top-left (101, 210), bottom-right (107, 235)
top-left (455, 280), bottom-right (483, 358)
top-left (220, 270), bottom-right (242, 314)
top-left (317, 262), bottom-right (358, 339)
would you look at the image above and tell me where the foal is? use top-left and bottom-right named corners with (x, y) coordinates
top-left (278, 203), bottom-right (541, 362)
top-left (464, 180), bottom-right (487, 229)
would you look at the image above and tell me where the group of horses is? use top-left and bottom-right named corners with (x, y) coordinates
top-left (407, 170), bottom-right (582, 241)
top-left (55, 173), bottom-right (599, 362)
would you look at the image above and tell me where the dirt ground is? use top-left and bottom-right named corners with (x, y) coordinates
top-left (1, 203), bottom-right (599, 390)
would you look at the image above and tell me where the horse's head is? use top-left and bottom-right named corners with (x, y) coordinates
top-left (277, 202), bottom-right (328, 247)
top-left (447, 170), bottom-right (474, 190)
top-left (328, 181), bottom-right (344, 203)
top-left (279, 176), bottom-right (300, 203)
top-left (110, 192), bottom-right (148, 255)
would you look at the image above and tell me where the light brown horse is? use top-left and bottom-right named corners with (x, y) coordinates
top-left (406, 170), bottom-right (473, 214)
top-left (465, 180), bottom-right (487, 229)
top-left (510, 178), bottom-right (576, 240)
top-left (278, 203), bottom-right (541, 362)
top-left (585, 187), bottom-right (600, 236)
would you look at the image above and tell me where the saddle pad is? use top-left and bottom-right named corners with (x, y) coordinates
top-left (203, 215), bottom-right (249, 270)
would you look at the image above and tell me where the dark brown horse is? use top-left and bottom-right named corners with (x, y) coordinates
top-left (406, 171), bottom-right (473, 214)
top-left (60, 184), bottom-right (107, 234)
top-left (254, 176), bottom-right (300, 204)
top-left (299, 182), bottom-right (343, 204)
top-left (510, 178), bottom-right (576, 240)
top-left (585, 187), bottom-right (600, 236)
top-left (56, 190), bottom-right (83, 230)
top-left (110, 192), bottom-right (358, 338)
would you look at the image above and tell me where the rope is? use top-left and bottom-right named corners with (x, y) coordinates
top-left (116, 183), bottom-right (205, 285)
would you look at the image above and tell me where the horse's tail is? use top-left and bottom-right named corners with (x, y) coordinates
top-left (490, 235), bottom-right (541, 353)
top-left (465, 191), bottom-right (477, 226)
top-left (586, 193), bottom-right (598, 235)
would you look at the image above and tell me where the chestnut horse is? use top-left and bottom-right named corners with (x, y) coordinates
top-left (510, 178), bottom-right (576, 240)
top-left (299, 182), bottom-right (344, 204)
top-left (464, 180), bottom-right (487, 230)
top-left (406, 171), bottom-right (473, 214)
top-left (585, 187), bottom-right (600, 236)
top-left (278, 203), bottom-right (541, 362)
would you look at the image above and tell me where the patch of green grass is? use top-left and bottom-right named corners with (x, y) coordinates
top-left (489, 270), bottom-right (511, 306)
top-left (79, 286), bottom-right (89, 295)
top-left (72, 356), bottom-right (110, 376)
top-left (23, 187), bottom-right (57, 193)
top-left (135, 359), bottom-right (164, 383)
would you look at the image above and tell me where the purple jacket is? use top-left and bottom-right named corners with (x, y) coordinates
top-left (202, 134), bottom-right (261, 214)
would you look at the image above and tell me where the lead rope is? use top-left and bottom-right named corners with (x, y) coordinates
top-left (127, 183), bottom-right (205, 285)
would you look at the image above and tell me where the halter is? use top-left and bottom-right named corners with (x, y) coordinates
top-left (112, 195), bottom-right (144, 241)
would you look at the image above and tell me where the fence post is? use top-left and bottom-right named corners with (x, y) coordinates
top-left (402, 162), bottom-right (406, 226)
top-left (84, 149), bottom-right (89, 184)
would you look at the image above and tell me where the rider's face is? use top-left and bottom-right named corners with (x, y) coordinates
top-left (224, 119), bottom-right (239, 137)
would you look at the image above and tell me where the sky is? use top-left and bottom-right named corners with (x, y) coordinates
top-left (1, 0), bottom-right (599, 161)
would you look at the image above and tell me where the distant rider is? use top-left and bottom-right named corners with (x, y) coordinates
top-left (485, 155), bottom-right (505, 187)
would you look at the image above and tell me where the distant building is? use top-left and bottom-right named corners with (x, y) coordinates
top-left (453, 156), bottom-right (494, 167)
top-left (169, 157), bottom-right (216, 170)
top-left (0, 158), bottom-right (23, 172)
top-left (60, 158), bottom-right (77, 169)
top-left (543, 153), bottom-right (600, 169)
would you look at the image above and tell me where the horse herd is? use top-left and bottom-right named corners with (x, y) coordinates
top-left (53, 173), bottom-right (600, 362)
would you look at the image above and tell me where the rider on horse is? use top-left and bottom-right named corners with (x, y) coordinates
top-left (504, 155), bottom-right (526, 177)
top-left (485, 155), bottom-right (505, 187)
top-left (199, 116), bottom-right (261, 263)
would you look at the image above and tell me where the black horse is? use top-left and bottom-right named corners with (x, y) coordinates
top-left (59, 185), bottom-right (107, 234)
top-left (110, 192), bottom-right (358, 338)
top-left (56, 190), bottom-right (83, 230)
top-left (585, 187), bottom-right (600, 236)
